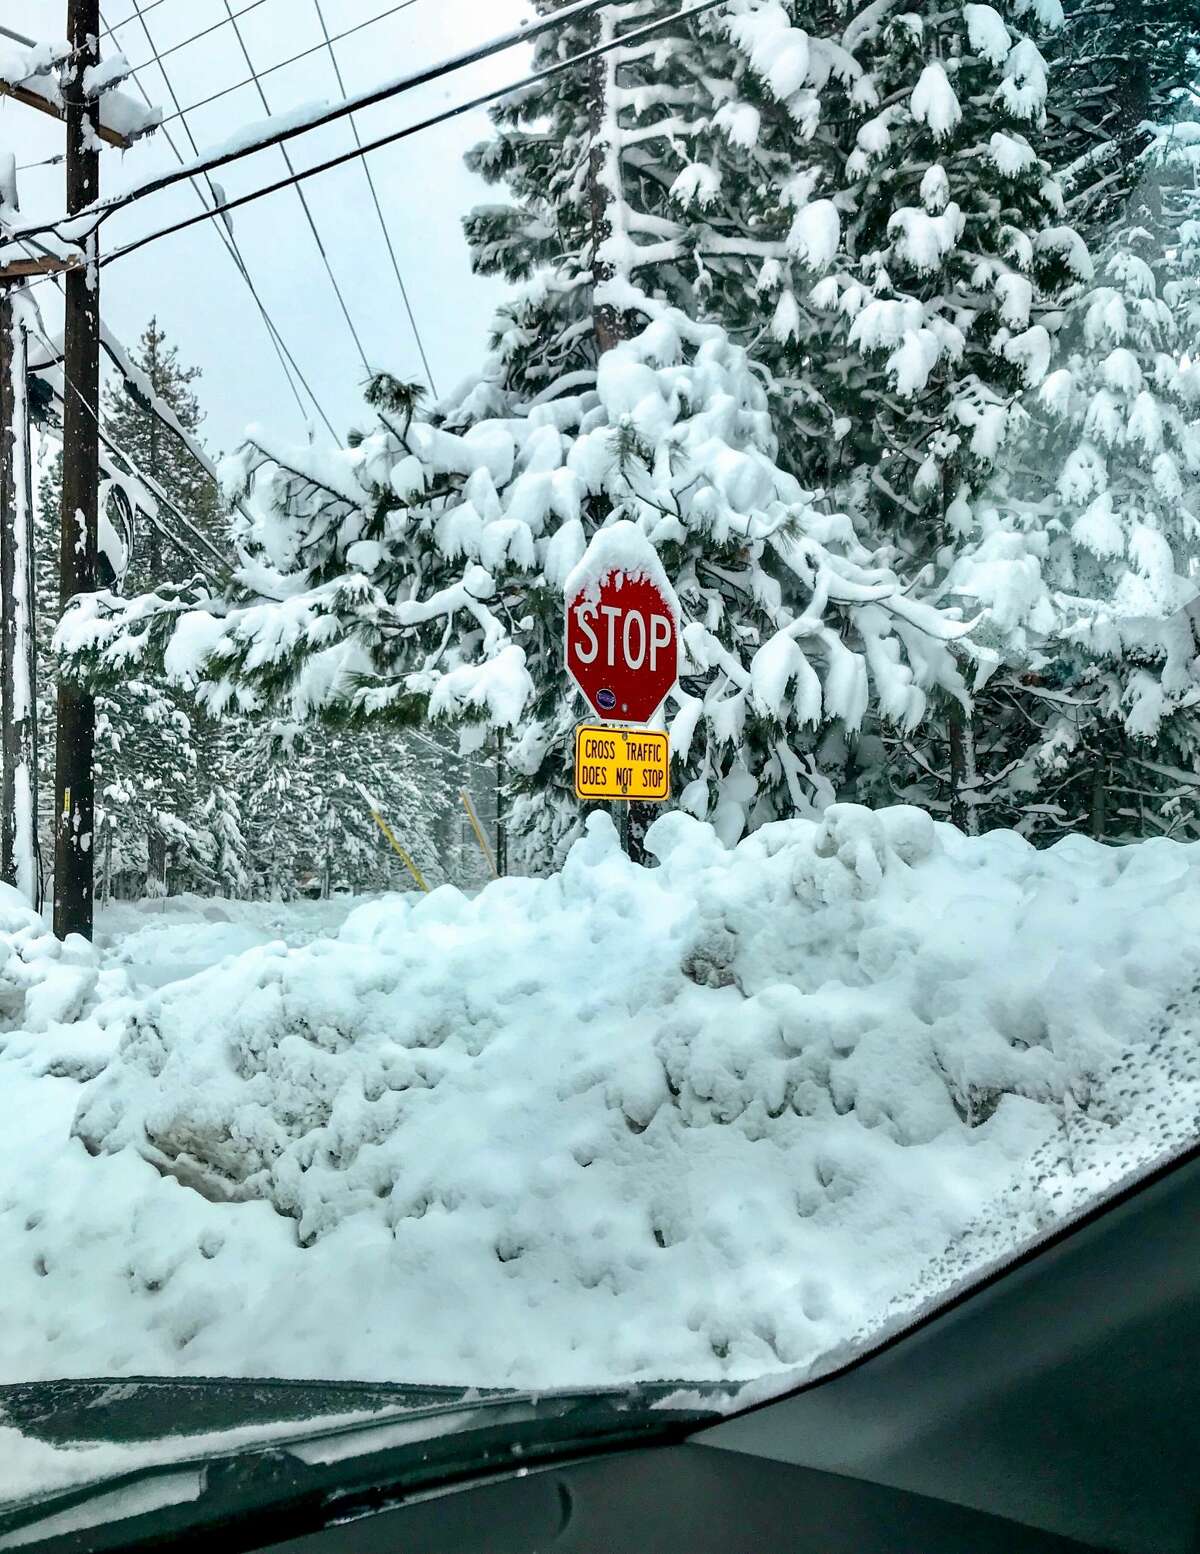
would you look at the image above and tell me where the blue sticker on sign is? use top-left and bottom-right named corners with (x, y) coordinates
top-left (597, 688), bottom-right (617, 711)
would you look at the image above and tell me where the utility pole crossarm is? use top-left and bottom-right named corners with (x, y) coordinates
top-left (0, 253), bottom-right (81, 281)
top-left (0, 21), bottom-right (159, 150)
top-left (0, 79), bottom-right (138, 151)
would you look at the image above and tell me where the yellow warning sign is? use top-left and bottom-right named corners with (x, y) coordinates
top-left (574, 724), bottom-right (670, 802)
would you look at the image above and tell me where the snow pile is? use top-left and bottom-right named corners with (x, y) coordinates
top-left (0, 886), bottom-right (123, 1075)
top-left (94, 892), bottom-right (369, 990)
top-left (876, 946), bottom-right (1200, 1338)
top-left (20, 805), bottom-right (1195, 1386)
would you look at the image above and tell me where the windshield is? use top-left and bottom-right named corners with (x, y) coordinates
top-left (2, 0), bottom-right (1199, 1525)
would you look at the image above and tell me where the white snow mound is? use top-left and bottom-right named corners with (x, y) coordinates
top-left (49, 805), bottom-right (1200, 1385)
top-left (0, 885), bottom-right (122, 1071)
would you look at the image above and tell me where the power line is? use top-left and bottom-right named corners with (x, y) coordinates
top-left (218, 0), bottom-right (373, 377)
top-left (310, 0), bottom-right (437, 395)
top-left (4, 0), bottom-right (628, 247)
top-left (127, 0), bottom-right (272, 73)
top-left (97, 0), bottom-right (733, 270)
top-left (162, 0), bottom-right (423, 125)
top-left (112, 0), bottom-right (339, 438)
top-left (118, 0), bottom-right (316, 431)
top-left (98, 0), bottom-right (173, 40)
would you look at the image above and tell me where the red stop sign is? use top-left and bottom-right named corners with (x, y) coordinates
top-left (565, 572), bottom-right (679, 724)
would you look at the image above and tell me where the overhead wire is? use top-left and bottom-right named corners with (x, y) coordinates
top-left (22, 249), bottom-right (259, 561)
top-left (13, 212), bottom-right (245, 525)
top-left (127, 0), bottom-right (272, 73)
top-left (219, 0), bottom-right (374, 377)
top-left (162, 0), bottom-right (423, 125)
top-left (2, 0), bottom-right (627, 246)
top-left (310, 0), bottom-right (437, 395)
top-left (99, 0), bottom-right (174, 41)
top-left (112, 0), bottom-right (339, 438)
top-left (97, 0), bottom-right (734, 269)
top-left (118, 0), bottom-right (317, 431)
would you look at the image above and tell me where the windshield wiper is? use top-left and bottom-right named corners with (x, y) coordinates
top-left (0, 1385), bottom-right (723, 1554)
top-left (0, 1375), bottom-right (517, 1448)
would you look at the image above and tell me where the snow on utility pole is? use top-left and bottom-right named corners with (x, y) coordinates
top-left (0, 285), bottom-right (41, 907)
top-left (54, 0), bottom-right (102, 940)
top-left (587, 6), bottom-right (654, 864)
top-left (588, 8), bottom-right (630, 356)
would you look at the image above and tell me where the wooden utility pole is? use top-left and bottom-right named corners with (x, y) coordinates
top-left (0, 290), bottom-right (40, 905)
top-left (587, 6), bottom-right (655, 864)
top-left (142, 321), bottom-right (168, 894)
top-left (54, 0), bottom-right (102, 940)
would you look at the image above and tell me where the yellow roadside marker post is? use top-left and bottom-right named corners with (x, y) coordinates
top-left (355, 781), bottom-right (430, 892)
top-left (460, 788), bottom-right (500, 880)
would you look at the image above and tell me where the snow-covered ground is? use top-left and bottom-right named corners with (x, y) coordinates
top-left (2, 805), bottom-right (1198, 1399)
top-left (93, 894), bottom-right (369, 989)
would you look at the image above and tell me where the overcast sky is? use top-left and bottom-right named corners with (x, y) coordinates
top-left (11, 0), bottom-right (533, 454)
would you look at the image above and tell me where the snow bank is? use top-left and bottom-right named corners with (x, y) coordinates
top-left (0, 808), bottom-right (1190, 1390)
top-left (93, 893), bottom-right (369, 990)
top-left (0, 886), bottom-right (123, 1074)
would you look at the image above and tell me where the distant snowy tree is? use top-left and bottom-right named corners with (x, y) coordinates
top-left (198, 773), bottom-right (251, 899)
top-left (92, 680), bottom-right (202, 900)
top-left (1046, 0), bottom-right (1200, 246)
top-left (239, 720), bottom-right (446, 898)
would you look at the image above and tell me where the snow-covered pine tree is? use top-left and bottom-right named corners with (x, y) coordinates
top-left (944, 118), bottom-right (1200, 840)
top-left (98, 320), bottom-right (229, 892)
top-left (465, 0), bottom-right (1200, 840)
top-left (463, 0), bottom-right (861, 475)
top-left (198, 775), bottom-right (251, 899)
top-left (748, 1), bottom-right (1086, 517)
top-left (713, 0), bottom-right (1098, 827)
top-left (58, 312), bottom-right (975, 868)
top-left (91, 680), bottom-right (205, 900)
top-left (1153, 115), bottom-right (1200, 345)
top-left (33, 319), bottom-right (233, 897)
top-left (43, 321), bottom-right (444, 901)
